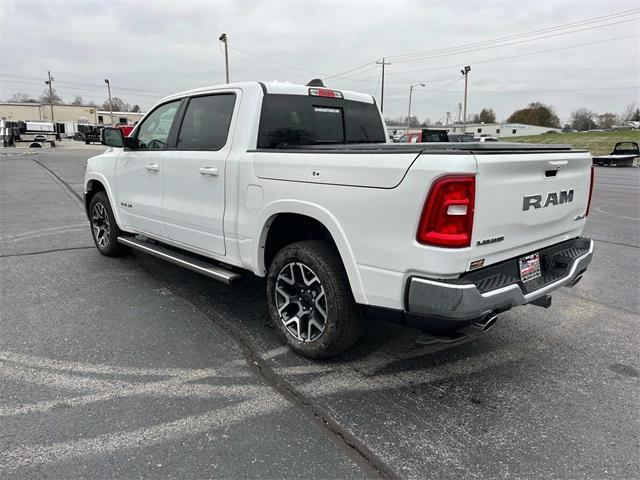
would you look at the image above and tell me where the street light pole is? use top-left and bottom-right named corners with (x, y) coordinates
top-left (407, 83), bottom-right (426, 128)
top-left (44, 71), bottom-right (57, 138)
top-left (104, 79), bottom-right (113, 125)
top-left (219, 33), bottom-right (229, 83)
top-left (460, 65), bottom-right (471, 133)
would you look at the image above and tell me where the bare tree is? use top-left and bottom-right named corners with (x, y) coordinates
top-left (570, 109), bottom-right (597, 131)
top-left (39, 87), bottom-right (64, 105)
top-left (8, 92), bottom-right (38, 103)
top-left (101, 97), bottom-right (130, 112)
top-left (621, 101), bottom-right (637, 121)
top-left (597, 113), bottom-right (618, 130)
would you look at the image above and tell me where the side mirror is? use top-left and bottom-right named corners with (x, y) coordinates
top-left (101, 127), bottom-right (124, 148)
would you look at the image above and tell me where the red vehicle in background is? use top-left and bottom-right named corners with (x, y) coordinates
top-left (116, 124), bottom-right (135, 137)
top-left (397, 128), bottom-right (449, 143)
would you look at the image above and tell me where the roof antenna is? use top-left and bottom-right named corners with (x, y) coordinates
top-left (306, 79), bottom-right (325, 87)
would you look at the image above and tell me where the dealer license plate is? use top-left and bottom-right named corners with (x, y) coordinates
top-left (519, 253), bottom-right (542, 282)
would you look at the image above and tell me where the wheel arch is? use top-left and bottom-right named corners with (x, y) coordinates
top-left (253, 201), bottom-right (367, 304)
top-left (84, 174), bottom-right (124, 228)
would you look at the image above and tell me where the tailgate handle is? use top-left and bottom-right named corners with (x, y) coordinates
top-left (545, 169), bottom-right (558, 178)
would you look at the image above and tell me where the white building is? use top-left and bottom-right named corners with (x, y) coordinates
top-left (447, 122), bottom-right (561, 138)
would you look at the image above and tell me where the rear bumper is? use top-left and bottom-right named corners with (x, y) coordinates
top-left (406, 237), bottom-right (594, 322)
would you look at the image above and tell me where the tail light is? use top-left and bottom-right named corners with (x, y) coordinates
top-left (586, 165), bottom-right (595, 216)
top-left (417, 175), bottom-right (475, 248)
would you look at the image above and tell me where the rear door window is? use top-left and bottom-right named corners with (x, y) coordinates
top-left (177, 94), bottom-right (236, 150)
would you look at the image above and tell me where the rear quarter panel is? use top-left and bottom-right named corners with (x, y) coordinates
top-left (240, 152), bottom-right (477, 310)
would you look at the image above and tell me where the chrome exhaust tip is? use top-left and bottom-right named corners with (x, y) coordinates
top-left (570, 273), bottom-right (584, 287)
top-left (473, 314), bottom-right (498, 332)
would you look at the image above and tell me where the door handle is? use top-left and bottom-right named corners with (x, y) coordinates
top-left (199, 167), bottom-right (219, 177)
top-left (144, 163), bottom-right (160, 172)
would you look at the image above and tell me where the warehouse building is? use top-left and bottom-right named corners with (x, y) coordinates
top-left (0, 102), bottom-right (145, 136)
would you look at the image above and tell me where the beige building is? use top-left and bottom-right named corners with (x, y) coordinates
top-left (0, 102), bottom-right (99, 123)
top-left (0, 103), bottom-right (146, 125)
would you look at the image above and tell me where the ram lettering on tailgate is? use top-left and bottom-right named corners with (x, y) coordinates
top-left (523, 189), bottom-right (574, 211)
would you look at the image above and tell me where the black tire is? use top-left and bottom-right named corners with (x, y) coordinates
top-left (89, 191), bottom-right (127, 256)
top-left (266, 240), bottom-right (362, 358)
top-left (85, 139), bottom-right (90, 144)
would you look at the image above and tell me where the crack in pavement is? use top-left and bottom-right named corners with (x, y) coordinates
top-left (0, 246), bottom-right (95, 258)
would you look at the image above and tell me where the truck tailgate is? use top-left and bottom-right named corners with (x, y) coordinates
top-left (470, 151), bottom-right (592, 269)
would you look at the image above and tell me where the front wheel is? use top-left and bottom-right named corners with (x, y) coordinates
top-left (266, 240), bottom-right (362, 358)
top-left (89, 191), bottom-right (127, 256)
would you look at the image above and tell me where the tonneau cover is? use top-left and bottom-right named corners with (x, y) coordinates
top-left (252, 142), bottom-right (578, 154)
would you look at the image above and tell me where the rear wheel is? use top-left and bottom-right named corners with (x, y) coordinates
top-left (89, 191), bottom-right (127, 256)
top-left (266, 240), bottom-right (362, 358)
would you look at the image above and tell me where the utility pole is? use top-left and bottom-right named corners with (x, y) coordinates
top-left (407, 83), bottom-right (426, 128)
top-left (44, 71), bottom-right (57, 138)
top-left (104, 79), bottom-right (113, 125)
top-left (376, 57), bottom-right (391, 113)
top-left (460, 65), bottom-right (471, 133)
top-left (219, 33), bottom-right (229, 83)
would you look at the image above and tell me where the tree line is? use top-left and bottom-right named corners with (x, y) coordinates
top-left (6, 88), bottom-right (140, 113)
top-left (385, 101), bottom-right (640, 131)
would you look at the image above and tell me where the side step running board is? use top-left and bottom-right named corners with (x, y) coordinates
top-left (118, 237), bottom-right (242, 285)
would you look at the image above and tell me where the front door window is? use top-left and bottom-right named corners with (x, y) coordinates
top-left (136, 101), bottom-right (180, 150)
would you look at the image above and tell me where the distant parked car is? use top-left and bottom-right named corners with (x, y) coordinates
top-left (473, 136), bottom-right (498, 142)
top-left (84, 126), bottom-right (104, 144)
top-left (613, 121), bottom-right (640, 130)
top-left (448, 133), bottom-right (475, 142)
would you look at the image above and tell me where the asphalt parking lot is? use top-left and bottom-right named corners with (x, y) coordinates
top-left (1, 143), bottom-right (638, 479)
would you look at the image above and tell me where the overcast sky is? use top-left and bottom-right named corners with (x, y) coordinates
top-left (1, 0), bottom-right (638, 123)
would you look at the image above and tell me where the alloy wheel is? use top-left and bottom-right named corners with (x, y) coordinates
top-left (91, 202), bottom-right (111, 248)
top-left (275, 262), bottom-right (328, 342)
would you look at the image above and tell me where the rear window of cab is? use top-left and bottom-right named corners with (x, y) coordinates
top-left (257, 94), bottom-right (386, 148)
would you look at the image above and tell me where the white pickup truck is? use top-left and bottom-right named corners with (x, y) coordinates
top-left (85, 80), bottom-right (594, 358)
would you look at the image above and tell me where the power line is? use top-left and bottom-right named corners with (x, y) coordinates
top-left (385, 34), bottom-right (639, 76)
top-left (390, 17), bottom-right (640, 65)
top-left (387, 9), bottom-right (639, 63)
top-left (0, 73), bottom-right (167, 95)
top-left (325, 61), bottom-right (378, 80)
top-left (382, 77), bottom-right (461, 97)
top-left (0, 77), bottom-right (163, 99)
top-left (323, 9), bottom-right (638, 85)
top-left (228, 45), bottom-right (324, 76)
top-left (436, 86), bottom-right (640, 94)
